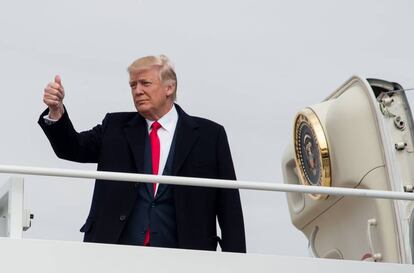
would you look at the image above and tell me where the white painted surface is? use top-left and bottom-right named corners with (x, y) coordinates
top-left (0, 237), bottom-right (412, 273)
top-left (0, 177), bottom-right (24, 238)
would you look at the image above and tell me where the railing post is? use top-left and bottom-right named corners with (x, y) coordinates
top-left (0, 176), bottom-right (25, 238)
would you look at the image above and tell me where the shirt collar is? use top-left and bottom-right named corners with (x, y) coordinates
top-left (146, 104), bottom-right (178, 133)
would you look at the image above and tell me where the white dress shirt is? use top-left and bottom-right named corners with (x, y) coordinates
top-left (146, 105), bottom-right (178, 195)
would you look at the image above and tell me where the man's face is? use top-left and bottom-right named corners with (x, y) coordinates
top-left (129, 68), bottom-right (174, 120)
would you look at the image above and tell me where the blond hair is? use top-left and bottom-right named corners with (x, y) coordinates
top-left (128, 55), bottom-right (178, 100)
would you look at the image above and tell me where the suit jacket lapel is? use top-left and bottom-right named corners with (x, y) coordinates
top-left (123, 105), bottom-right (198, 198)
top-left (123, 113), bottom-right (147, 174)
top-left (154, 131), bottom-right (177, 199)
top-left (171, 104), bottom-right (199, 175)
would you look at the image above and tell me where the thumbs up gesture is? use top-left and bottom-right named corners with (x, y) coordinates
top-left (43, 75), bottom-right (65, 120)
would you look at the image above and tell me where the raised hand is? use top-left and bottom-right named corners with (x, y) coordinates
top-left (43, 75), bottom-right (65, 120)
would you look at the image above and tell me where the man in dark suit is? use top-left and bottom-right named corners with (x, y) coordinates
top-left (38, 55), bottom-right (246, 252)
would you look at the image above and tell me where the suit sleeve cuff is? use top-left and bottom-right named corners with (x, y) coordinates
top-left (42, 108), bottom-right (66, 125)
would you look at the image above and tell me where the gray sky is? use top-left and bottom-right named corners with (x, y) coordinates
top-left (1, 0), bottom-right (414, 256)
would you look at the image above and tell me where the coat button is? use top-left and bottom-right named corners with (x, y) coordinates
top-left (119, 215), bottom-right (127, 222)
top-left (151, 202), bottom-right (156, 208)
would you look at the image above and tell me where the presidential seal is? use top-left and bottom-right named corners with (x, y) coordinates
top-left (294, 108), bottom-right (331, 199)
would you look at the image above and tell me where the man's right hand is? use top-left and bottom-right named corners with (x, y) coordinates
top-left (43, 75), bottom-right (65, 120)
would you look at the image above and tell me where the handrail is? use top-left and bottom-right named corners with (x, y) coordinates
top-left (0, 164), bottom-right (413, 201)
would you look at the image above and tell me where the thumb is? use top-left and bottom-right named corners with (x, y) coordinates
top-left (54, 75), bottom-right (62, 86)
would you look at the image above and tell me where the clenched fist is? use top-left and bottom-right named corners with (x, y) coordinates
top-left (43, 75), bottom-right (65, 120)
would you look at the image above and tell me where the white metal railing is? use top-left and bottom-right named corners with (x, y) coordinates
top-left (0, 177), bottom-right (23, 238)
top-left (0, 164), bottom-right (414, 201)
top-left (1, 164), bottom-right (414, 272)
top-left (0, 177), bottom-right (31, 238)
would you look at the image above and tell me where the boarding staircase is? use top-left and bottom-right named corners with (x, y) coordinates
top-left (0, 165), bottom-right (413, 272)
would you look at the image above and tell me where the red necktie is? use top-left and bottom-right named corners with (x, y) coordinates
top-left (143, 121), bottom-right (161, 246)
top-left (150, 121), bottom-right (161, 193)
